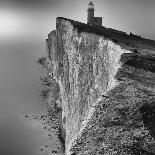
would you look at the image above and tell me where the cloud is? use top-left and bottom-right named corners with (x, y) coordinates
top-left (0, 0), bottom-right (62, 10)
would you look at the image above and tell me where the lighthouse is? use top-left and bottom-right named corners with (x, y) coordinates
top-left (87, 1), bottom-right (95, 25)
top-left (87, 1), bottom-right (102, 26)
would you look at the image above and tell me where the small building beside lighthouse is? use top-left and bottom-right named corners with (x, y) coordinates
top-left (87, 1), bottom-right (102, 26)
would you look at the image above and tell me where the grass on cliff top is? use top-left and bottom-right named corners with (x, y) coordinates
top-left (57, 17), bottom-right (155, 51)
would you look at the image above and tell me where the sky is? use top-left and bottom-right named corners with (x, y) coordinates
top-left (0, 0), bottom-right (154, 155)
top-left (0, 0), bottom-right (155, 40)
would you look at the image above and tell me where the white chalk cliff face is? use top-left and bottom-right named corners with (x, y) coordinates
top-left (40, 17), bottom-right (155, 155)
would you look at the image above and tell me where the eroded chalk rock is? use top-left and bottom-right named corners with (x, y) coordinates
top-left (43, 17), bottom-right (155, 155)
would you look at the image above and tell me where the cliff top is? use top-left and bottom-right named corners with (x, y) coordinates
top-left (56, 17), bottom-right (155, 53)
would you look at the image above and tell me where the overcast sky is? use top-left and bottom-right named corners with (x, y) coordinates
top-left (0, 0), bottom-right (155, 41)
top-left (0, 1), bottom-right (154, 154)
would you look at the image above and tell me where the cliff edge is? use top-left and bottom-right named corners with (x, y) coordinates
top-left (39, 17), bottom-right (155, 155)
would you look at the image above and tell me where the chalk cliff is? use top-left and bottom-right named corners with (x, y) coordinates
top-left (39, 17), bottom-right (155, 155)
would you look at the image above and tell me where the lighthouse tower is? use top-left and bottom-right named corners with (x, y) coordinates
top-left (87, 1), bottom-right (102, 26)
top-left (87, 1), bottom-right (95, 25)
